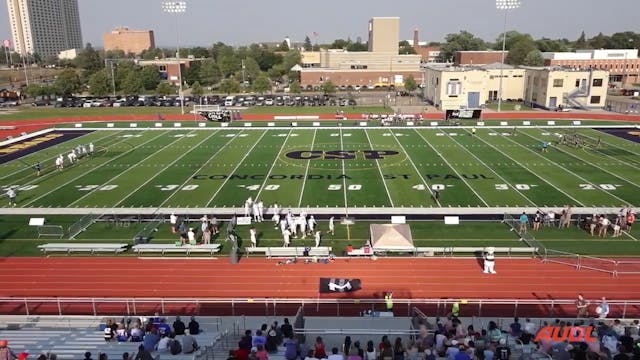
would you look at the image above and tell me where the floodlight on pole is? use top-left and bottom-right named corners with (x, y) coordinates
top-left (495, 0), bottom-right (520, 112)
top-left (162, 1), bottom-right (187, 115)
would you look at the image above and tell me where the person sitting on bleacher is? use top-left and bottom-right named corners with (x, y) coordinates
top-left (142, 328), bottom-right (160, 352)
top-left (156, 319), bottom-right (172, 337)
top-left (188, 316), bottom-right (200, 335)
top-left (283, 336), bottom-right (300, 360)
top-left (130, 322), bottom-right (144, 342)
top-left (254, 345), bottom-right (268, 360)
top-left (173, 316), bottom-right (186, 336)
top-left (265, 330), bottom-right (278, 353)
top-left (168, 334), bottom-right (182, 356)
top-left (104, 321), bottom-right (115, 342)
top-left (182, 329), bottom-right (199, 354)
top-left (134, 344), bottom-right (153, 360)
top-left (116, 323), bottom-right (129, 342)
top-left (157, 333), bottom-right (171, 354)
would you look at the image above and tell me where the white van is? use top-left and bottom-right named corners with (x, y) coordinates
top-left (224, 96), bottom-right (235, 107)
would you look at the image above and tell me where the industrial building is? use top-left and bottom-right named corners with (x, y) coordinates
top-left (103, 27), bottom-right (155, 55)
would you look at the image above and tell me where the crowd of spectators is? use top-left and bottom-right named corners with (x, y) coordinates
top-left (226, 316), bottom-right (640, 360)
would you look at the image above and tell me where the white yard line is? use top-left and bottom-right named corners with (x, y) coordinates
top-left (501, 131), bottom-right (631, 205)
top-left (0, 130), bottom-right (121, 181)
top-left (445, 132), bottom-right (535, 207)
top-left (467, 128), bottom-right (585, 207)
top-left (297, 129), bottom-right (317, 207)
top-left (22, 131), bottom-right (167, 207)
top-left (339, 128), bottom-right (349, 211)
top-left (364, 129), bottom-right (394, 207)
top-left (413, 128), bottom-right (489, 206)
top-left (122, 130), bottom-right (224, 208)
top-left (255, 129), bottom-right (294, 201)
top-left (205, 130), bottom-right (268, 207)
top-left (522, 131), bottom-right (640, 188)
top-left (68, 130), bottom-right (202, 206)
top-left (387, 129), bottom-right (439, 206)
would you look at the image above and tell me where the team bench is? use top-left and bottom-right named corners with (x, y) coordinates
top-left (38, 243), bottom-right (128, 255)
top-left (245, 246), bottom-right (332, 258)
top-left (131, 243), bottom-right (221, 256)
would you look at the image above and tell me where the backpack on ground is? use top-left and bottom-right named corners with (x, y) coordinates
top-left (170, 339), bottom-right (182, 355)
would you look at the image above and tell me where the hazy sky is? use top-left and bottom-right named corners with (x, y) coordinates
top-left (1, 0), bottom-right (639, 48)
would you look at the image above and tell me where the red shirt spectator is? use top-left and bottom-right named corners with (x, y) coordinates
top-left (236, 348), bottom-right (250, 360)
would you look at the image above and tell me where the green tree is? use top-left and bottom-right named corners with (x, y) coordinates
top-left (183, 62), bottom-right (202, 85)
top-left (345, 41), bottom-right (368, 52)
top-left (282, 50), bottom-right (302, 71)
top-left (211, 42), bottom-right (235, 61)
top-left (88, 69), bottom-right (111, 96)
top-left (303, 36), bottom-right (312, 51)
top-left (321, 80), bottom-right (336, 95)
top-left (218, 55), bottom-right (241, 78)
top-left (74, 43), bottom-right (103, 74)
top-left (506, 37), bottom-right (538, 65)
top-left (438, 31), bottom-right (487, 62)
top-left (55, 69), bottom-right (83, 95)
top-left (289, 80), bottom-right (302, 94)
top-left (190, 81), bottom-right (204, 96)
top-left (252, 74), bottom-right (271, 94)
top-left (523, 50), bottom-right (545, 66)
top-left (121, 72), bottom-right (144, 95)
top-left (399, 40), bottom-right (417, 55)
top-left (198, 59), bottom-right (222, 85)
top-left (242, 57), bottom-right (261, 83)
top-left (404, 75), bottom-right (418, 92)
top-left (219, 78), bottom-right (240, 94)
top-left (187, 47), bottom-right (210, 58)
top-left (330, 39), bottom-right (349, 49)
top-left (140, 48), bottom-right (165, 60)
top-left (535, 38), bottom-right (569, 52)
top-left (575, 31), bottom-right (588, 49)
top-left (279, 40), bottom-right (290, 51)
top-left (589, 32), bottom-right (610, 49)
top-left (156, 82), bottom-right (176, 96)
top-left (24, 84), bottom-right (45, 98)
top-left (140, 66), bottom-right (161, 91)
top-left (114, 61), bottom-right (138, 90)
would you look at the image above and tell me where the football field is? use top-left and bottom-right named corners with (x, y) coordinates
top-left (1, 125), bottom-right (639, 210)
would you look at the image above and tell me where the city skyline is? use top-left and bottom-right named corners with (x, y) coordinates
top-left (1, 0), bottom-right (639, 50)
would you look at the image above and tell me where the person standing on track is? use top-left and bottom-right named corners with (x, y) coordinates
top-left (249, 226), bottom-right (257, 248)
top-left (329, 216), bottom-right (335, 236)
top-left (314, 230), bottom-right (321, 248)
top-left (576, 293), bottom-right (589, 318)
top-left (483, 247), bottom-right (496, 274)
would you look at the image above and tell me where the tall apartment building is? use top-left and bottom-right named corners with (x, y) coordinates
top-left (103, 27), bottom-right (155, 55)
top-left (6, 0), bottom-right (83, 58)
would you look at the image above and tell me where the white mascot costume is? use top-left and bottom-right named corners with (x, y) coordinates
top-left (483, 247), bottom-right (496, 274)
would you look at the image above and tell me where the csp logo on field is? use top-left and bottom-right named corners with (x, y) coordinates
top-left (285, 150), bottom-right (399, 160)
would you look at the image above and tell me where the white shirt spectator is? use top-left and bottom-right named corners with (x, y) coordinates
top-left (327, 353), bottom-right (344, 360)
top-left (187, 229), bottom-right (196, 243)
top-left (157, 336), bottom-right (171, 352)
top-left (524, 320), bottom-right (537, 335)
top-left (170, 214), bottom-right (177, 225)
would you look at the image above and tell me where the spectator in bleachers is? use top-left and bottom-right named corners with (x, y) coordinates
top-left (405, 343), bottom-right (418, 360)
top-left (314, 337), bottom-right (327, 359)
top-left (423, 349), bottom-right (436, 360)
top-left (239, 331), bottom-right (253, 350)
top-left (481, 345), bottom-right (494, 360)
top-left (343, 336), bottom-right (352, 356)
top-left (157, 333), bottom-right (171, 353)
top-left (188, 316), bottom-right (201, 335)
top-left (98, 353), bottom-right (108, 360)
top-left (380, 341), bottom-right (392, 360)
top-left (182, 329), bottom-right (199, 354)
top-left (281, 319), bottom-right (293, 339)
top-left (130, 323), bottom-right (144, 342)
top-left (255, 345), bottom-right (269, 360)
top-left (0, 340), bottom-right (16, 360)
top-left (142, 328), bottom-right (160, 352)
top-left (168, 335), bottom-right (182, 355)
top-left (122, 353), bottom-right (130, 360)
top-left (354, 341), bottom-right (363, 359)
top-left (235, 344), bottom-right (250, 360)
top-left (327, 348), bottom-right (342, 360)
top-left (627, 320), bottom-right (640, 339)
top-left (227, 350), bottom-right (238, 360)
top-left (378, 336), bottom-right (388, 352)
top-left (133, 344), bottom-right (153, 360)
top-left (444, 339), bottom-right (459, 360)
top-left (253, 330), bottom-right (267, 348)
top-left (284, 336), bottom-right (300, 360)
top-left (494, 338), bottom-right (510, 360)
top-left (509, 317), bottom-right (522, 337)
top-left (265, 330), bottom-right (278, 353)
top-left (84, 352), bottom-right (93, 360)
top-left (270, 322), bottom-right (282, 345)
top-left (116, 324), bottom-right (129, 342)
top-left (364, 341), bottom-right (376, 360)
top-left (486, 322), bottom-right (502, 344)
top-left (104, 320), bottom-right (115, 342)
top-left (173, 316), bottom-right (186, 335)
top-left (347, 348), bottom-right (361, 360)
top-left (157, 319), bottom-right (172, 337)
top-left (303, 350), bottom-right (315, 360)
top-left (392, 338), bottom-right (405, 360)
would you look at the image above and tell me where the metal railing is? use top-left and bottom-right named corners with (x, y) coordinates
top-left (2, 297), bottom-right (640, 319)
top-left (542, 248), bottom-right (640, 277)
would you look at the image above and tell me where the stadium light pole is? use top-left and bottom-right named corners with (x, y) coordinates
top-left (162, 1), bottom-right (187, 115)
top-left (496, 0), bottom-right (520, 112)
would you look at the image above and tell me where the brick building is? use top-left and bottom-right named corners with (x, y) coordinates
top-left (543, 49), bottom-right (640, 88)
top-left (137, 57), bottom-right (200, 86)
top-left (103, 27), bottom-right (155, 55)
top-left (454, 51), bottom-right (507, 65)
top-left (410, 30), bottom-right (440, 63)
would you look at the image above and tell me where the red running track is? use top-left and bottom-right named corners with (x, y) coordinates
top-left (1, 257), bottom-right (639, 317)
